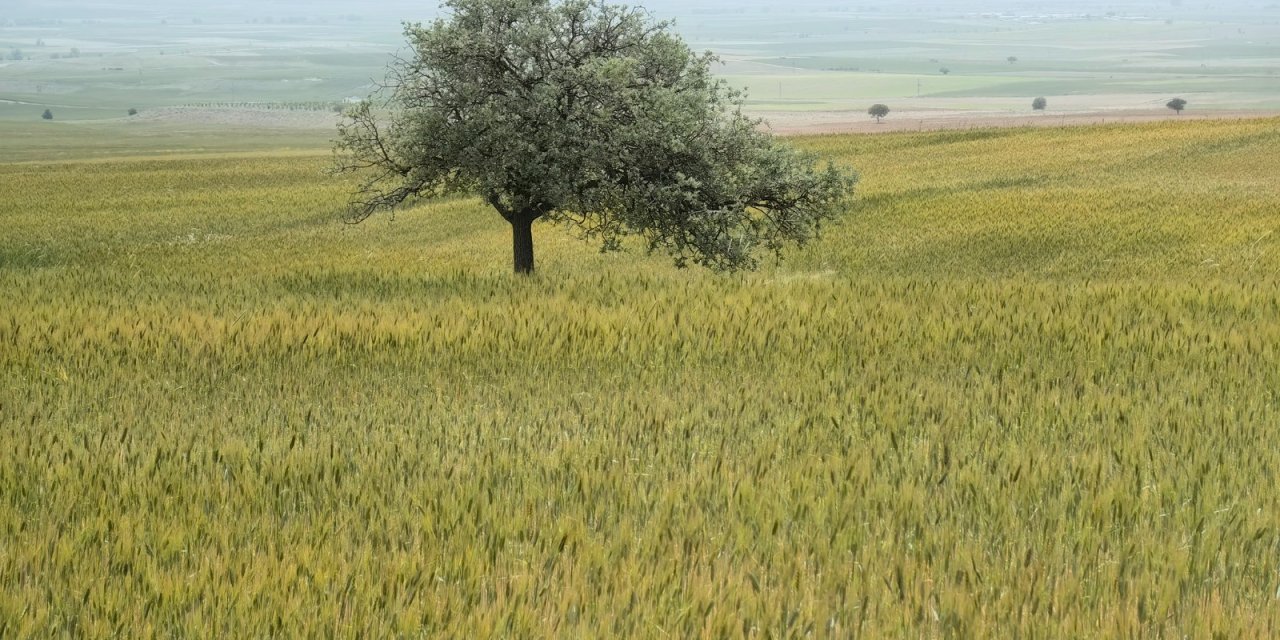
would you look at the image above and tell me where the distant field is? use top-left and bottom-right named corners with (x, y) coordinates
top-left (717, 10), bottom-right (1280, 112)
top-left (0, 116), bottom-right (333, 162)
top-left (2, 4), bottom-right (1279, 127)
top-left (0, 18), bottom-right (399, 123)
top-left (3, 118), bottom-right (1280, 636)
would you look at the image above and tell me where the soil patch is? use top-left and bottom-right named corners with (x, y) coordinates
top-left (759, 108), bottom-right (1280, 135)
top-left (126, 106), bottom-right (340, 130)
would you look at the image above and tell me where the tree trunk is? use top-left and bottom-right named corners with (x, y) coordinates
top-left (511, 216), bottom-right (535, 275)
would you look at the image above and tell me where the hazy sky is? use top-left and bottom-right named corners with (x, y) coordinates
top-left (6, 1), bottom-right (1269, 21)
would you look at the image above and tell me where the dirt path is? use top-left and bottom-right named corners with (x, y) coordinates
top-left (125, 106), bottom-right (340, 129)
top-left (759, 108), bottom-right (1280, 135)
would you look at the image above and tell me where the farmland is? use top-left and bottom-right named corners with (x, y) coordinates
top-left (3, 117), bottom-right (1280, 636)
top-left (3, 0), bottom-right (1280, 130)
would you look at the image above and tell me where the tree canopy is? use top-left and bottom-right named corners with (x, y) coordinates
top-left (334, 0), bottom-right (856, 274)
top-left (1032, 97), bottom-right (1047, 111)
top-left (868, 104), bottom-right (889, 122)
top-left (1167, 98), bottom-right (1187, 114)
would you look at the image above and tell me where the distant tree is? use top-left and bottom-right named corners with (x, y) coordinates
top-left (69, 47), bottom-right (80, 58)
top-left (8, 48), bottom-right (23, 61)
top-left (1007, 56), bottom-right (1018, 64)
top-left (128, 108), bottom-right (138, 116)
top-left (939, 67), bottom-right (951, 75)
top-left (1167, 98), bottom-right (1187, 114)
top-left (334, 0), bottom-right (856, 275)
top-left (868, 104), bottom-right (890, 122)
top-left (1032, 96), bottom-right (1047, 111)
top-left (42, 109), bottom-right (53, 120)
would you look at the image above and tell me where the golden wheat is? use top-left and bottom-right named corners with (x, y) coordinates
top-left (2, 118), bottom-right (1279, 637)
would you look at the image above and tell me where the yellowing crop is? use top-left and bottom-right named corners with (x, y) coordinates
top-left (2, 118), bottom-right (1279, 637)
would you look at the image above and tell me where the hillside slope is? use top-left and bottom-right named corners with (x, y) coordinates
top-left (2, 119), bottom-right (1279, 637)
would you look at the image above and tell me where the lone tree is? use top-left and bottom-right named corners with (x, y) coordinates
top-left (1032, 96), bottom-right (1047, 111)
top-left (335, 0), bottom-right (855, 274)
top-left (1167, 97), bottom-right (1187, 114)
top-left (1007, 56), bottom-right (1018, 64)
top-left (41, 109), bottom-right (53, 120)
top-left (939, 67), bottom-right (950, 75)
top-left (868, 104), bottom-right (890, 123)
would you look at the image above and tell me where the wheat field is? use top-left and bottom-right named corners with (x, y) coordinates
top-left (2, 118), bottom-right (1279, 637)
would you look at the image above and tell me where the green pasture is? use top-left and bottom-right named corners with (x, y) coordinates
top-left (0, 20), bottom-right (394, 119)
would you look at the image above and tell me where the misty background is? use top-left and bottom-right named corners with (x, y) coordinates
top-left (6, 1), bottom-right (1277, 24)
top-left (2, 0), bottom-right (1277, 134)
